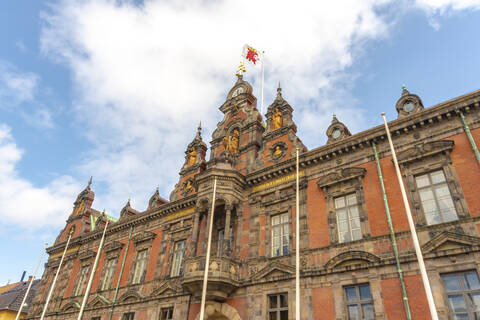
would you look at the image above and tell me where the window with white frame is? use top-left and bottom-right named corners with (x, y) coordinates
top-left (170, 240), bottom-right (186, 277)
top-left (271, 213), bottom-right (289, 257)
top-left (101, 258), bottom-right (116, 291)
top-left (441, 271), bottom-right (480, 319)
top-left (415, 170), bottom-right (458, 225)
top-left (132, 249), bottom-right (148, 284)
top-left (160, 307), bottom-right (174, 320)
top-left (74, 265), bottom-right (90, 296)
top-left (335, 194), bottom-right (362, 243)
top-left (344, 284), bottom-right (375, 319)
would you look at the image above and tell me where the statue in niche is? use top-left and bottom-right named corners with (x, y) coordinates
top-left (185, 180), bottom-right (192, 191)
top-left (188, 148), bottom-right (197, 166)
top-left (73, 200), bottom-right (85, 216)
top-left (272, 108), bottom-right (283, 130)
top-left (273, 145), bottom-right (283, 158)
top-left (223, 129), bottom-right (240, 154)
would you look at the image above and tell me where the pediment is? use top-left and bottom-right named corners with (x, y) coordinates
top-left (317, 167), bottom-right (366, 188)
top-left (61, 300), bottom-right (80, 312)
top-left (422, 231), bottom-right (480, 254)
top-left (396, 140), bottom-right (454, 164)
top-left (78, 249), bottom-right (95, 261)
top-left (104, 240), bottom-right (124, 253)
top-left (132, 231), bottom-right (156, 244)
top-left (250, 262), bottom-right (294, 281)
top-left (325, 251), bottom-right (381, 270)
top-left (118, 289), bottom-right (143, 303)
top-left (87, 294), bottom-right (110, 308)
top-left (150, 281), bottom-right (181, 297)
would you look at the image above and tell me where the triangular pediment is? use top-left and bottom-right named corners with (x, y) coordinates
top-left (61, 300), bottom-right (80, 312)
top-left (150, 281), bottom-right (181, 297)
top-left (250, 262), bottom-right (294, 281)
top-left (87, 294), bottom-right (110, 308)
top-left (423, 231), bottom-right (480, 254)
top-left (396, 140), bottom-right (454, 164)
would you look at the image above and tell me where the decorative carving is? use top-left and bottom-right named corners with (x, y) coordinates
top-left (396, 140), bottom-right (454, 164)
top-left (324, 251), bottom-right (381, 270)
top-left (132, 231), bottom-right (156, 244)
top-left (317, 167), bottom-right (366, 188)
top-left (395, 85), bottom-right (424, 118)
top-left (272, 108), bottom-right (283, 130)
top-left (326, 114), bottom-right (351, 144)
top-left (188, 148), bottom-right (197, 166)
top-left (223, 129), bottom-right (240, 155)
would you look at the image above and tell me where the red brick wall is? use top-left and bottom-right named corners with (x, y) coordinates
top-left (226, 297), bottom-right (246, 320)
top-left (307, 179), bottom-right (329, 249)
top-left (145, 228), bottom-right (163, 281)
top-left (90, 249), bottom-right (105, 292)
top-left (312, 287), bottom-right (335, 319)
top-left (381, 277), bottom-right (408, 319)
top-left (64, 257), bottom-right (80, 298)
top-left (240, 202), bottom-right (251, 259)
top-left (405, 274), bottom-right (430, 320)
top-left (188, 303), bottom-right (200, 320)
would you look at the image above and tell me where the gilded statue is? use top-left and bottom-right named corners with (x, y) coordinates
top-left (73, 200), bottom-right (84, 216)
top-left (273, 108), bottom-right (283, 130)
top-left (185, 180), bottom-right (192, 191)
top-left (188, 148), bottom-right (197, 166)
top-left (223, 129), bottom-right (240, 154)
top-left (273, 145), bottom-right (283, 158)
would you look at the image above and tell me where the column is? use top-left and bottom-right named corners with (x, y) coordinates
top-left (224, 205), bottom-right (232, 256)
top-left (188, 210), bottom-right (201, 257)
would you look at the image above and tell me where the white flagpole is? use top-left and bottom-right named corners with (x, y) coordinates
top-left (260, 51), bottom-right (265, 116)
top-left (40, 233), bottom-right (73, 320)
top-left (15, 243), bottom-right (48, 320)
top-left (199, 178), bottom-right (217, 320)
top-left (77, 220), bottom-right (109, 320)
top-left (295, 148), bottom-right (300, 320)
top-left (382, 113), bottom-right (439, 320)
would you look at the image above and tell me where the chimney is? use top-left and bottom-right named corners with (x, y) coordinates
top-left (20, 271), bottom-right (26, 282)
top-left (28, 276), bottom-right (33, 283)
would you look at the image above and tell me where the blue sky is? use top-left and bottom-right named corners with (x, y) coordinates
top-left (0, 0), bottom-right (479, 285)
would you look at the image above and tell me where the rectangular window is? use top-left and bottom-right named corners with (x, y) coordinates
top-left (344, 284), bottom-right (375, 320)
top-left (271, 213), bottom-right (289, 257)
top-left (268, 293), bottom-right (288, 320)
top-left (160, 307), bottom-right (174, 320)
top-left (91, 317), bottom-right (101, 320)
top-left (101, 258), bottom-right (116, 291)
top-left (170, 240), bottom-right (186, 277)
top-left (218, 229), bottom-right (225, 256)
top-left (415, 170), bottom-right (458, 225)
top-left (441, 271), bottom-right (480, 319)
top-left (122, 313), bottom-right (135, 320)
top-left (132, 250), bottom-right (148, 284)
top-left (335, 194), bottom-right (362, 243)
top-left (74, 265), bottom-right (90, 296)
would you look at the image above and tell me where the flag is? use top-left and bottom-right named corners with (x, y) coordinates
top-left (242, 44), bottom-right (260, 65)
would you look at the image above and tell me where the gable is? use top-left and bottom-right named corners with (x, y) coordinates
top-left (422, 231), bottom-right (480, 254)
top-left (250, 262), bottom-right (294, 281)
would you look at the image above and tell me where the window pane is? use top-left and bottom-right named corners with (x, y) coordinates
top-left (352, 229), bottom-right (362, 241)
top-left (430, 170), bottom-right (446, 184)
top-left (337, 208), bottom-right (347, 221)
top-left (269, 295), bottom-right (277, 308)
top-left (419, 189), bottom-right (435, 201)
top-left (453, 314), bottom-right (468, 319)
top-left (280, 294), bottom-right (288, 307)
top-left (269, 312), bottom-right (277, 320)
top-left (349, 206), bottom-right (359, 218)
top-left (339, 231), bottom-right (350, 243)
top-left (280, 310), bottom-right (288, 320)
top-left (281, 213), bottom-right (288, 223)
top-left (469, 293), bottom-right (480, 313)
top-left (359, 284), bottom-right (372, 300)
top-left (416, 174), bottom-right (430, 188)
top-left (464, 272), bottom-right (480, 290)
top-left (272, 215), bottom-right (279, 225)
top-left (347, 194), bottom-right (357, 205)
top-left (347, 305), bottom-right (360, 320)
top-left (338, 221), bottom-right (349, 232)
top-left (425, 211), bottom-right (442, 225)
top-left (335, 197), bottom-right (345, 209)
top-left (362, 303), bottom-right (375, 320)
top-left (345, 287), bottom-right (357, 302)
top-left (351, 217), bottom-right (360, 229)
top-left (442, 274), bottom-right (461, 292)
top-left (448, 294), bottom-right (467, 313)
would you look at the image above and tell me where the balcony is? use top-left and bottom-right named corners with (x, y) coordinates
top-left (182, 255), bottom-right (241, 301)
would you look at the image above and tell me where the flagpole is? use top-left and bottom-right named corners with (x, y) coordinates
top-left (199, 178), bottom-right (217, 320)
top-left (381, 113), bottom-right (439, 320)
top-left (40, 232), bottom-right (73, 320)
top-left (261, 51), bottom-right (265, 116)
top-left (77, 220), bottom-right (109, 320)
top-left (15, 243), bottom-right (48, 320)
top-left (295, 148), bottom-right (300, 320)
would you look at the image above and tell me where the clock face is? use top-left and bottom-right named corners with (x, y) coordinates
top-left (332, 129), bottom-right (342, 139)
top-left (403, 101), bottom-right (415, 113)
top-left (232, 87), bottom-right (244, 97)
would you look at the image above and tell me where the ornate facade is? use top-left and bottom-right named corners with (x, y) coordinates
top-left (26, 76), bottom-right (480, 319)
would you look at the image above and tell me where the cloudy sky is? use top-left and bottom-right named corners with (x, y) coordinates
top-left (1, 0), bottom-right (480, 285)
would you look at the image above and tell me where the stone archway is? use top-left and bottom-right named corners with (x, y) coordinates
top-left (194, 302), bottom-right (242, 320)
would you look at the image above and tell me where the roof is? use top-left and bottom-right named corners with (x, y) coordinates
top-left (0, 282), bottom-right (21, 294)
top-left (0, 279), bottom-right (40, 313)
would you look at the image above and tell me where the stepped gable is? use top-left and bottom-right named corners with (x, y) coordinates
top-left (325, 114), bottom-right (351, 144)
top-left (256, 83), bottom-right (306, 168)
top-left (396, 85), bottom-right (424, 118)
top-left (170, 123), bottom-right (207, 201)
top-left (210, 75), bottom-right (264, 174)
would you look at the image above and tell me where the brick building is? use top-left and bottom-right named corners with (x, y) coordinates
top-left (26, 76), bottom-right (480, 319)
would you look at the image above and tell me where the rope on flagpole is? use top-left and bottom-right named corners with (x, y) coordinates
top-left (77, 219), bottom-right (109, 320)
top-left (199, 177), bottom-right (217, 320)
top-left (382, 113), bottom-right (439, 320)
top-left (15, 243), bottom-right (48, 320)
top-left (295, 148), bottom-right (301, 320)
top-left (40, 232), bottom-right (73, 320)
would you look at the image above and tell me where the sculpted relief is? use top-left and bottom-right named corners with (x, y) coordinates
top-left (223, 129), bottom-right (240, 154)
top-left (272, 108), bottom-right (283, 130)
top-left (188, 148), bottom-right (197, 166)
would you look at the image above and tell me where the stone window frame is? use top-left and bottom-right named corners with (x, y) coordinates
top-left (270, 212), bottom-right (290, 257)
top-left (162, 221), bottom-right (190, 279)
top-left (343, 283), bottom-right (375, 319)
top-left (127, 231), bottom-right (156, 285)
top-left (159, 306), bottom-right (174, 320)
top-left (264, 206), bottom-right (292, 259)
top-left (98, 241), bottom-right (123, 291)
top-left (440, 270), bottom-right (480, 319)
top-left (170, 239), bottom-right (187, 278)
top-left (267, 292), bottom-right (289, 319)
top-left (397, 140), bottom-right (469, 227)
top-left (317, 167), bottom-right (370, 245)
top-left (73, 263), bottom-right (91, 297)
top-left (122, 312), bottom-right (135, 320)
top-left (72, 250), bottom-right (95, 297)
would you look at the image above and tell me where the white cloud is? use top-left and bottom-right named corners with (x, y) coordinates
top-left (414, 0), bottom-right (480, 29)
top-left (0, 124), bottom-right (81, 228)
top-left (0, 62), bottom-right (38, 108)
